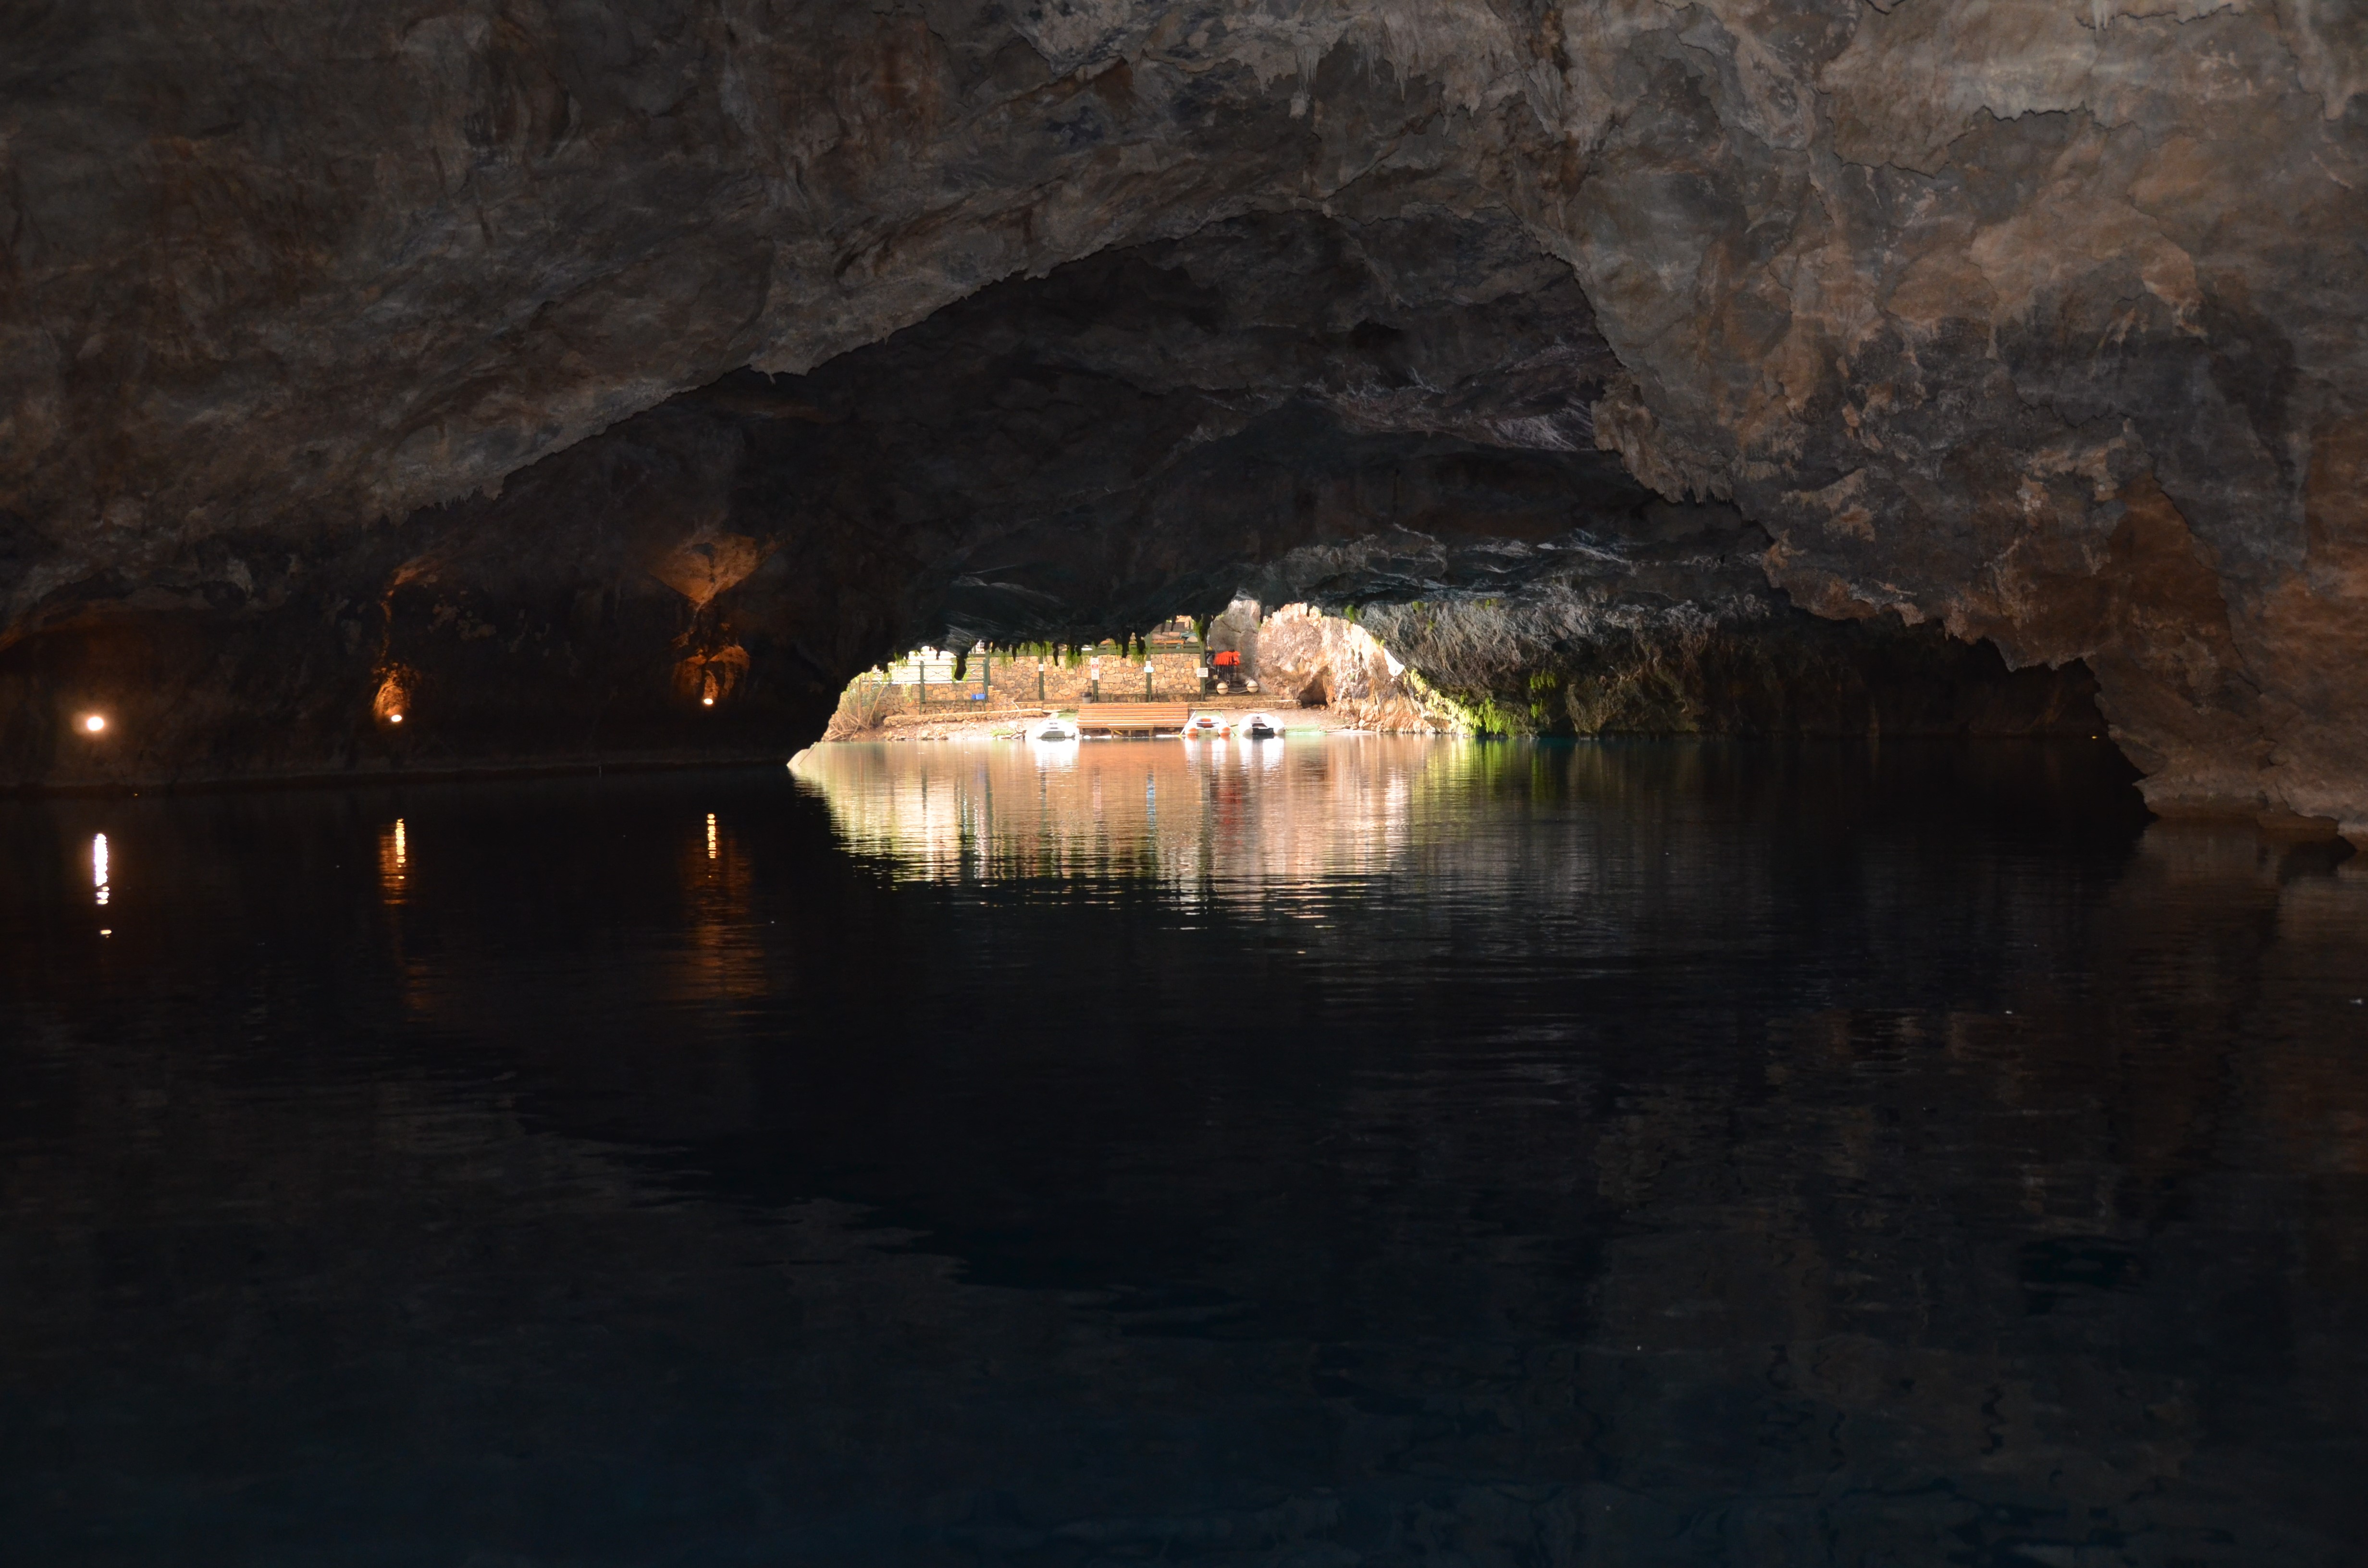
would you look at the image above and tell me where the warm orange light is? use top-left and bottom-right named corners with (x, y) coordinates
top-left (372, 668), bottom-right (413, 727)
top-left (702, 696), bottom-right (715, 707)
top-left (81, 714), bottom-right (106, 734)
top-left (378, 819), bottom-right (408, 905)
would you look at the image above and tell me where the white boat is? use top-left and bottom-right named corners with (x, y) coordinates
top-left (1180, 712), bottom-right (1225, 740)
top-left (1026, 714), bottom-right (1080, 742)
top-left (1240, 712), bottom-right (1281, 739)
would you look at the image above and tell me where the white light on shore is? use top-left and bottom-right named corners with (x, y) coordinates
top-left (82, 714), bottom-right (106, 734)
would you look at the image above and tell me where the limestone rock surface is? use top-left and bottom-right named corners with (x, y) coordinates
top-left (1, 1), bottom-right (2362, 834)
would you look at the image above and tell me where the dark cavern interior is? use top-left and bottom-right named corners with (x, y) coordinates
top-left (3, 4), bottom-right (2366, 1564)
top-left (6, 0), bottom-right (2365, 834)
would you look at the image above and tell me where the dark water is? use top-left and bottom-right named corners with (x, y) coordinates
top-left (3, 737), bottom-right (2364, 1567)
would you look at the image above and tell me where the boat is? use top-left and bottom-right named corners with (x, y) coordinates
top-left (1181, 712), bottom-right (1225, 740)
top-left (1026, 714), bottom-right (1080, 742)
top-left (1240, 712), bottom-right (1280, 739)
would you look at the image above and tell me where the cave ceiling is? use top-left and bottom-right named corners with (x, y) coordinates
top-left (1, 0), bottom-right (2363, 835)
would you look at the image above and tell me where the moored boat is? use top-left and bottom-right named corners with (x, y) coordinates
top-left (1026, 714), bottom-right (1080, 742)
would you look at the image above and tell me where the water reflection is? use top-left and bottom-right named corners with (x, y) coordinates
top-left (678, 807), bottom-right (763, 1005)
top-left (90, 831), bottom-right (109, 906)
top-left (794, 737), bottom-right (1432, 906)
top-left (377, 817), bottom-right (407, 904)
top-left (1, 745), bottom-right (2363, 1565)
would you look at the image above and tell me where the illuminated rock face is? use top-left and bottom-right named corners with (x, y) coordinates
top-left (1, 2), bottom-right (2362, 833)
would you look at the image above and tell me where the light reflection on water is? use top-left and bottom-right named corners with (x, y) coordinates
top-left (795, 736), bottom-right (1413, 906)
top-left (377, 816), bottom-right (407, 903)
top-left (2, 738), bottom-right (2366, 1566)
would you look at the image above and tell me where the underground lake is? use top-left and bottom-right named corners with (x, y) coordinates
top-left (2, 736), bottom-right (2362, 1565)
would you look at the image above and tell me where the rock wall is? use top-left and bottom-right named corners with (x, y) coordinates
top-left (1250, 604), bottom-right (1399, 710)
top-left (1562, 1), bottom-right (2368, 836)
top-left (2, 2), bottom-right (2362, 833)
top-left (1349, 568), bottom-right (2107, 742)
top-left (1239, 580), bottom-right (2102, 741)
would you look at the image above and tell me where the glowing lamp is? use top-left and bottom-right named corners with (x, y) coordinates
top-left (702, 696), bottom-right (715, 707)
top-left (372, 667), bottom-right (413, 727)
top-left (81, 714), bottom-right (106, 734)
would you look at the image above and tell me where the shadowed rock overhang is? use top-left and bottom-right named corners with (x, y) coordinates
top-left (1, 1), bottom-right (2361, 837)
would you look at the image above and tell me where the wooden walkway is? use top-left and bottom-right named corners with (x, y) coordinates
top-left (1073, 703), bottom-right (1195, 736)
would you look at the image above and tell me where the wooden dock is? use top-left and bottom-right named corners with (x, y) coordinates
top-left (1073, 703), bottom-right (1195, 736)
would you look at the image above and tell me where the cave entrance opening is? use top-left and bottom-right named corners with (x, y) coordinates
top-left (819, 600), bottom-right (1463, 743)
top-left (826, 612), bottom-right (1272, 740)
